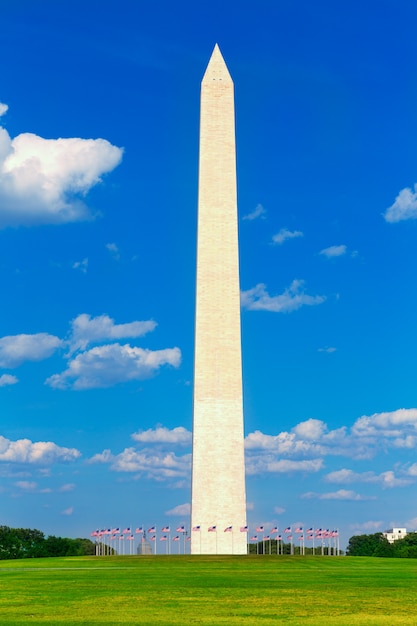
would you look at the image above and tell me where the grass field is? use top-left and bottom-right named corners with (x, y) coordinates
top-left (0, 555), bottom-right (417, 625)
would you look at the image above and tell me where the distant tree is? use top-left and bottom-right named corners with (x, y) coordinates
top-left (0, 526), bottom-right (96, 560)
top-left (346, 533), bottom-right (391, 557)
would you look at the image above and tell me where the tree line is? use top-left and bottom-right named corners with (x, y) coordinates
top-left (346, 532), bottom-right (417, 558)
top-left (0, 525), bottom-right (96, 560)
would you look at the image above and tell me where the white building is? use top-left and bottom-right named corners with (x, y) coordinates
top-left (383, 528), bottom-right (407, 544)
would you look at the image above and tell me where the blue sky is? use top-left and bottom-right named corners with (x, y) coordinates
top-left (1, 0), bottom-right (417, 551)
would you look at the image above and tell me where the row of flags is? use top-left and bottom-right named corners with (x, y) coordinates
top-left (91, 525), bottom-right (339, 541)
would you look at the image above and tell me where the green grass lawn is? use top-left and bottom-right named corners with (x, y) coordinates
top-left (0, 555), bottom-right (416, 625)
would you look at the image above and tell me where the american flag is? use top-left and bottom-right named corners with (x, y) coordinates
top-left (256, 526), bottom-right (264, 532)
top-left (277, 535), bottom-right (282, 540)
top-left (192, 525), bottom-right (201, 532)
top-left (287, 535), bottom-right (292, 540)
top-left (111, 528), bottom-right (120, 534)
top-left (161, 526), bottom-right (170, 532)
top-left (208, 526), bottom-right (217, 532)
top-left (186, 537), bottom-right (191, 541)
top-left (271, 526), bottom-right (278, 534)
top-left (148, 526), bottom-right (156, 533)
top-left (224, 526), bottom-right (233, 532)
top-left (240, 526), bottom-right (248, 532)
top-left (122, 527), bottom-right (131, 534)
top-left (307, 535), bottom-right (314, 540)
top-left (176, 526), bottom-right (186, 532)
top-left (119, 535), bottom-right (124, 540)
top-left (315, 528), bottom-right (322, 534)
top-left (307, 528), bottom-right (313, 533)
top-left (264, 536), bottom-right (270, 541)
top-left (90, 530), bottom-right (99, 537)
top-left (127, 535), bottom-right (134, 541)
top-left (250, 536), bottom-right (258, 541)
top-left (172, 536), bottom-right (180, 542)
top-left (295, 527), bottom-right (303, 533)
top-left (284, 527), bottom-right (291, 534)
top-left (298, 536), bottom-right (304, 541)
top-left (135, 527), bottom-right (143, 534)
top-left (149, 535), bottom-right (156, 541)
top-left (160, 536), bottom-right (167, 541)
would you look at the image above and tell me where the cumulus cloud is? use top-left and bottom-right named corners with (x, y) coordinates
top-left (131, 426), bottom-right (191, 446)
top-left (319, 245), bottom-right (347, 258)
top-left (352, 408), bottom-right (417, 448)
top-left (0, 333), bottom-right (63, 368)
top-left (67, 313), bottom-right (157, 354)
top-left (0, 112), bottom-right (123, 228)
top-left (15, 480), bottom-right (37, 490)
top-left (46, 343), bottom-right (181, 390)
top-left (384, 184), bottom-right (417, 222)
top-left (242, 203), bottom-right (266, 220)
top-left (90, 446), bottom-right (191, 481)
top-left (301, 489), bottom-right (374, 501)
top-left (0, 103), bottom-right (8, 117)
top-left (165, 503), bottom-right (190, 516)
top-left (241, 280), bottom-right (325, 313)
top-left (245, 456), bottom-right (323, 476)
top-left (245, 409), bottom-right (417, 465)
top-left (106, 243), bottom-right (120, 260)
top-left (324, 468), bottom-right (413, 489)
top-left (0, 435), bottom-right (80, 464)
top-left (349, 520), bottom-right (383, 532)
top-left (0, 374), bottom-right (18, 387)
top-left (58, 483), bottom-right (75, 492)
top-left (245, 419), bottom-right (348, 459)
top-left (61, 507), bottom-right (74, 516)
top-left (272, 228), bottom-right (303, 245)
top-left (72, 258), bottom-right (88, 273)
top-left (274, 506), bottom-right (286, 514)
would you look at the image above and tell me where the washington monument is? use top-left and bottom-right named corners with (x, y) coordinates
top-left (191, 45), bottom-right (247, 555)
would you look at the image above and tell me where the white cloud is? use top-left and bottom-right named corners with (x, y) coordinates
top-left (0, 435), bottom-right (80, 464)
top-left (274, 506), bottom-right (286, 514)
top-left (106, 242), bottom-right (120, 260)
top-left (242, 203), bottom-right (266, 220)
top-left (0, 333), bottom-right (63, 368)
top-left (61, 507), bottom-right (74, 516)
top-left (0, 119), bottom-right (123, 228)
top-left (58, 483), bottom-right (75, 492)
top-left (272, 228), bottom-right (303, 245)
top-left (246, 457), bottom-right (323, 476)
top-left (349, 520), bottom-right (383, 532)
top-left (90, 446), bottom-right (191, 481)
top-left (0, 374), bottom-right (18, 387)
top-left (72, 258), bottom-right (88, 273)
top-left (324, 468), bottom-right (413, 489)
top-left (67, 313), bottom-right (157, 354)
top-left (245, 420), bottom-right (348, 459)
top-left (46, 343), bottom-right (181, 389)
top-left (302, 489), bottom-right (374, 501)
top-left (0, 103), bottom-right (8, 117)
top-left (15, 480), bottom-right (37, 490)
top-left (132, 426), bottom-right (191, 446)
top-left (318, 347), bottom-right (337, 353)
top-left (245, 408), bottom-right (417, 466)
top-left (384, 184), bottom-right (417, 222)
top-left (319, 245), bottom-right (347, 258)
top-left (165, 503), bottom-right (190, 516)
top-left (241, 280), bottom-right (325, 313)
top-left (352, 408), bottom-right (417, 443)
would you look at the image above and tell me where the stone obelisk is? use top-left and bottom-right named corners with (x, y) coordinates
top-left (191, 45), bottom-right (247, 555)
